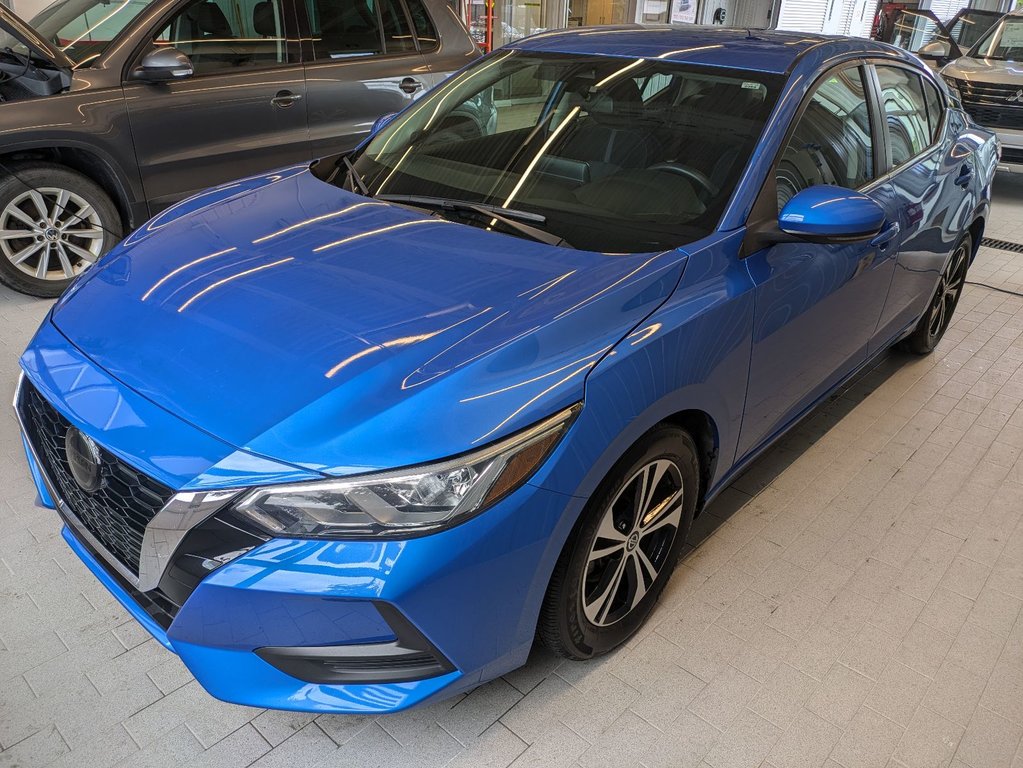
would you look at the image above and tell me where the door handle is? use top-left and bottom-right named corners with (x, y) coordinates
top-left (954, 163), bottom-right (973, 189)
top-left (399, 77), bottom-right (423, 95)
top-left (870, 221), bottom-right (901, 249)
top-left (271, 90), bottom-right (303, 108)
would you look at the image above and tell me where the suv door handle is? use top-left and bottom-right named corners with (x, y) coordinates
top-left (399, 77), bottom-right (423, 95)
top-left (271, 90), bottom-right (302, 108)
top-left (870, 221), bottom-right (901, 249)
top-left (954, 163), bottom-right (973, 189)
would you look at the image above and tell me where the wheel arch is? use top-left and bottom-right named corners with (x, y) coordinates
top-left (0, 145), bottom-right (139, 232)
top-left (661, 409), bottom-right (719, 516)
top-left (967, 215), bottom-right (985, 264)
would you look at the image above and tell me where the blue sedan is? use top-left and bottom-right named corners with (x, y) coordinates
top-left (16, 25), bottom-right (997, 713)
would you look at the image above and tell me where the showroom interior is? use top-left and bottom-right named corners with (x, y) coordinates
top-left (1, 0), bottom-right (1023, 764)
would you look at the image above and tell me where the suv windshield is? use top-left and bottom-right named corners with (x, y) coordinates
top-left (347, 50), bottom-right (782, 253)
top-left (2, 0), bottom-right (158, 66)
top-left (972, 15), bottom-right (1023, 61)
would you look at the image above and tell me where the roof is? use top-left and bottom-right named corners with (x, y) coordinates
top-left (510, 24), bottom-right (893, 74)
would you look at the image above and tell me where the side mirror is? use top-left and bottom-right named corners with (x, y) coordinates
top-left (778, 185), bottom-right (886, 243)
top-left (130, 47), bottom-right (194, 82)
top-left (370, 112), bottom-right (398, 136)
top-left (918, 39), bottom-right (952, 60)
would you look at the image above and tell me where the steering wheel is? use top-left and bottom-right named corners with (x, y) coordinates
top-left (646, 162), bottom-right (718, 200)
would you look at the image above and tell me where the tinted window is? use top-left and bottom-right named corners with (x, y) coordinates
top-left (155, 0), bottom-right (294, 74)
top-left (349, 51), bottom-right (782, 253)
top-left (921, 77), bottom-right (944, 144)
top-left (380, 0), bottom-right (416, 53)
top-left (777, 66), bottom-right (873, 207)
top-left (877, 66), bottom-right (932, 167)
top-left (405, 0), bottom-right (438, 48)
top-left (307, 0), bottom-right (382, 57)
top-left (305, 0), bottom-right (419, 58)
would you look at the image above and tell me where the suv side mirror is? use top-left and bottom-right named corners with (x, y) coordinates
top-left (131, 48), bottom-right (194, 82)
top-left (918, 39), bottom-right (952, 61)
top-left (778, 185), bottom-right (886, 243)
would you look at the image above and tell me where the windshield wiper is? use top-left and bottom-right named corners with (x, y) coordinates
top-left (377, 195), bottom-right (573, 248)
top-left (339, 154), bottom-right (371, 197)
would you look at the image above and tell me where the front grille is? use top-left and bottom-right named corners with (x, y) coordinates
top-left (959, 80), bottom-right (1023, 104)
top-left (17, 380), bottom-right (174, 575)
top-left (1001, 147), bottom-right (1023, 165)
top-left (963, 104), bottom-right (1023, 130)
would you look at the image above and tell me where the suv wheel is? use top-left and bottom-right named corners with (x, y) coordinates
top-left (0, 162), bottom-right (122, 298)
top-left (539, 425), bottom-right (699, 659)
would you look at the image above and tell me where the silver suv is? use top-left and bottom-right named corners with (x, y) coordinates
top-left (940, 10), bottom-right (1023, 174)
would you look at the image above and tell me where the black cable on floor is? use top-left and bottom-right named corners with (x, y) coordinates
top-left (965, 281), bottom-right (1023, 298)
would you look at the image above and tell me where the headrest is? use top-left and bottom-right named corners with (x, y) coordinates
top-left (186, 2), bottom-right (233, 37)
top-left (253, 0), bottom-right (277, 36)
top-left (585, 78), bottom-right (643, 120)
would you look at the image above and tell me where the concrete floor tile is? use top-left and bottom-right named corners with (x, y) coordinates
top-left (956, 707), bottom-right (1023, 768)
top-left (893, 707), bottom-right (964, 768)
top-left (864, 661), bottom-right (930, 728)
top-left (830, 706), bottom-right (905, 768)
top-left (807, 664), bottom-right (875, 728)
top-left (768, 708), bottom-right (841, 768)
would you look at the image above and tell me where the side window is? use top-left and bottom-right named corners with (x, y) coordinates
top-left (306, 0), bottom-right (383, 58)
top-left (306, 0), bottom-right (419, 58)
top-left (876, 66), bottom-right (932, 168)
top-left (379, 0), bottom-right (416, 53)
top-left (777, 66), bottom-right (874, 208)
top-left (921, 78), bottom-right (944, 144)
top-left (404, 0), bottom-right (438, 49)
top-left (155, 0), bottom-right (293, 74)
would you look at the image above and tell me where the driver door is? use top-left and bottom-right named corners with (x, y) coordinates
top-left (123, 0), bottom-right (312, 212)
top-left (737, 64), bottom-right (902, 459)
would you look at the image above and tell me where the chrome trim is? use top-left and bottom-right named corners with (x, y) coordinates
top-left (14, 373), bottom-right (241, 592)
top-left (137, 489), bottom-right (240, 591)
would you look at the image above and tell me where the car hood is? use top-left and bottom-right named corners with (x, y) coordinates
top-left (942, 56), bottom-right (1022, 83)
top-left (52, 165), bottom-right (688, 477)
top-left (0, 5), bottom-right (74, 71)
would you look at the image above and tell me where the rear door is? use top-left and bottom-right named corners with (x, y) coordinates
top-left (738, 64), bottom-right (902, 459)
top-left (123, 0), bottom-right (311, 211)
top-left (869, 63), bottom-right (976, 352)
top-left (297, 0), bottom-right (430, 159)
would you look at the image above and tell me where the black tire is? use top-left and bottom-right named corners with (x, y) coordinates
top-left (539, 424), bottom-right (700, 660)
top-left (0, 162), bottom-right (122, 298)
top-left (900, 233), bottom-right (971, 355)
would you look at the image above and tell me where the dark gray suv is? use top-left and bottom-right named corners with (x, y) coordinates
top-left (0, 0), bottom-right (478, 296)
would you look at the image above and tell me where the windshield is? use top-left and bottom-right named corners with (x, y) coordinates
top-left (1, 0), bottom-right (158, 66)
top-left (972, 15), bottom-right (1023, 61)
top-left (347, 51), bottom-right (782, 253)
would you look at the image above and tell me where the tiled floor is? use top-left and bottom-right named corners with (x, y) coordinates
top-left (1, 174), bottom-right (1023, 768)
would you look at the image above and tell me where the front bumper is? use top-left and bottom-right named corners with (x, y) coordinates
top-left (995, 128), bottom-right (1023, 173)
top-left (17, 321), bottom-right (583, 713)
top-left (24, 436), bottom-right (575, 712)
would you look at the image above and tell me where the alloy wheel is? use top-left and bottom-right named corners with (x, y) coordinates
top-left (0, 187), bottom-right (105, 282)
top-left (581, 458), bottom-right (685, 627)
top-left (927, 242), bottom-right (969, 343)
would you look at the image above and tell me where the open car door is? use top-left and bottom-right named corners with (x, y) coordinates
top-left (876, 7), bottom-right (1005, 69)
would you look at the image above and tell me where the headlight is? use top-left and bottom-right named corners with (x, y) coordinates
top-left (942, 75), bottom-right (962, 103)
top-left (234, 405), bottom-right (580, 538)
